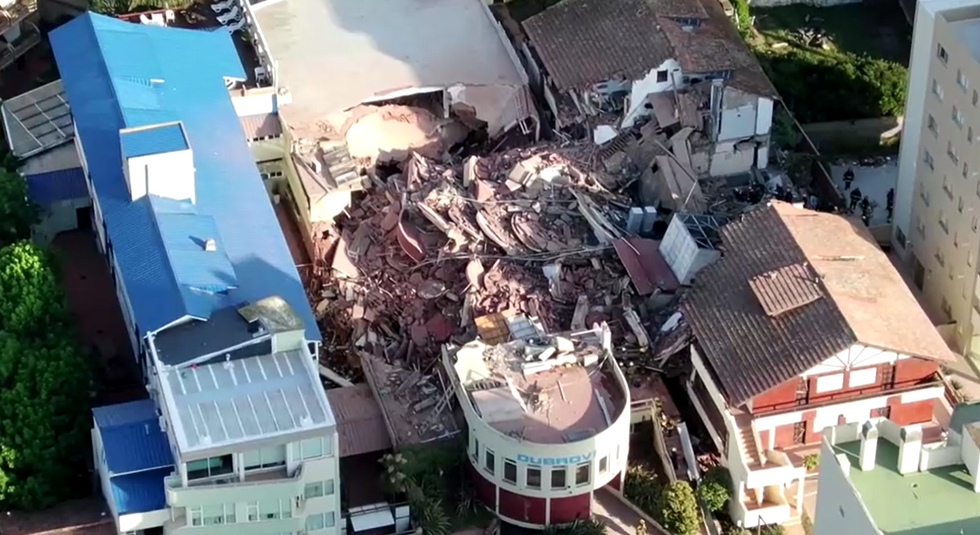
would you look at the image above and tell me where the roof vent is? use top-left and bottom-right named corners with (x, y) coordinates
top-left (204, 238), bottom-right (217, 251)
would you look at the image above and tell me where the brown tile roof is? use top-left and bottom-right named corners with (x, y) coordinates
top-left (325, 384), bottom-right (393, 457)
top-left (522, 0), bottom-right (675, 89)
top-left (682, 202), bottom-right (954, 405)
top-left (523, 0), bottom-right (777, 97)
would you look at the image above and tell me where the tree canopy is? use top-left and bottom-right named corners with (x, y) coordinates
top-left (0, 242), bottom-right (92, 510)
top-left (0, 167), bottom-right (38, 249)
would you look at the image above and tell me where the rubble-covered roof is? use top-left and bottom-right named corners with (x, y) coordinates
top-left (522, 0), bottom-right (777, 97)
top-left (451, 323), bottom-right (627, 444)
top-left (683, 201), bottom-right (954, 406)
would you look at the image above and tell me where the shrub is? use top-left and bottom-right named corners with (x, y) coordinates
top-left (696, 480), bottom-right (730, 513)
top-left (803, 453), bottom-right (819, 471)
top-left (724, 526), bottom-right (752, 535)
top-left (802, 512), bottom-right (813, 535)
top-left (624, 464), bottom-right (663, 515)
top-left (658, 481), bottom-right (701, 535)
top-left (733, 0), bottom-right (751, 35)
top-left (761, 524), bottom-right (786, 535)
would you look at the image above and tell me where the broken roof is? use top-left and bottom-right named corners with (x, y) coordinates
top-left (522, 0), bottom-right (776, 96)
top-left (252, 0), bottom-right (526, 127)
top-left (682, 201), bottom-right (955, 405)
top-left (325, 384), bottom-right (393, 457)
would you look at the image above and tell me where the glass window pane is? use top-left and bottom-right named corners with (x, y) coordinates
top-left (323, 436), bottom-right (334, 458)
top-left (527, 467), bottom-right (541, 489)
top-left (211, 454), bottom-right (234, 476)
top-left (225, 504), bottom-right (236, 523)
top-left (306, 513), bottom-right (325, 531)
top-left (325, 479), bottom-right (335, 495)
top-left (186, 459), bottom-right (210, 480)
top-left (302, 438), bottom-right (324, 459)
top-left (281, 498), bottom-right (292, 519)
top-left (261, 445), bottom-right (287, 467)
top-left (305, 482), bottom-right (324, 498)
top-left (243, 450), bottom-right (262, 470)
top-left (551, 467), bottom-right (566, 489)
top-left (326, 512), bottom-right (336, 528)
top-left (599, 456), bottom-right (608, 474)
top-left (576, 463), bottom-right (591, 485)
top-left (503, 460), bottom-right (517, 484)
top-left (485, 450), bottom-right (495, 474)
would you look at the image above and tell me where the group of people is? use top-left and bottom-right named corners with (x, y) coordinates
top-left (843, 167), bottom-right (893, 228)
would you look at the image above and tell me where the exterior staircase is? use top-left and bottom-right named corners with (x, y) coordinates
top-left (734, 412), bottom-right (764, 470)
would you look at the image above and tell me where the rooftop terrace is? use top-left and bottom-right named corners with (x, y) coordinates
top-left (838, 439), bottom-right (980, 535)
top-left (452, 320), bottom-right (626, 444)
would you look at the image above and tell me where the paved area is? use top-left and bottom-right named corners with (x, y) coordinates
top-left (50, 230), bottom-right (145, 405)
top-left (829, 158), bottom-right (897, 226)
top-left (0, 497), bottom-right (113, 535)
top-left (592, 488), bottom-right (669, 535)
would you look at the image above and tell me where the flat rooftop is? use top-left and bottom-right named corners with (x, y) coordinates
top-left (839, 440), bottom-right (980, 535)
top-left (252, 0), bottom-right (524, 127)
top-left (453, 321), bottom-right (626, 444)
top-left (160, 348), bottom-right (335, 453)
top-left (951, 18), bottom-right (980, 65)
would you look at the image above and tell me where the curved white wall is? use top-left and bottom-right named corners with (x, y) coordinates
top-left (447, 350), bottom-right (632, 500)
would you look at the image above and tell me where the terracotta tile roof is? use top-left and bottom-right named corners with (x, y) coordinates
top-left (325, 384), bottom-right (393, 457)
top-left (522, 0), bottom-right (777, 97)
top-left (682, 202), bottom-right (954, 406)
top-left (239, 113), bottom-right (283, 141)
top-left (522, 0), bottom-right (675, 89)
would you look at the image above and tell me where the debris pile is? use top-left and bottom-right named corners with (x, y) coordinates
top-left (310, 147), bottom-right (678, 380)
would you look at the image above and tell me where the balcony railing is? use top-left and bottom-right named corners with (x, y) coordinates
top-left (0, 0), bottom-right (36, 36)
top-left (165, 465), bottom-right (304, 508)
top-left (0, 21), bottom-right (38, 71)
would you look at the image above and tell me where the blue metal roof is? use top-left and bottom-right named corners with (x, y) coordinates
top-left (99, 416), bottom-right (174, 475)
top-left (120, 123), bottom-right (188, 158)
top-left (25, 167), bottom-right (88, 206)
top-left (50, 13), bottom-right (320, 341)
top-left (156, 212), bottom-right (238, 293)
top-left (109, 467), bottom-right (171, 514)
top-left (93, 398), bottom-right (159, 428)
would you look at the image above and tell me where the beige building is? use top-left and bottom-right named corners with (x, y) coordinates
top-left (896, 0), bottom-right (980, 354)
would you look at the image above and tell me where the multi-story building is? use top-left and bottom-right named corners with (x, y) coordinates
top-left (48, 13), bottom-right (340, 535)
top-left (682, 201), bottom-right (956, 528)
top-left (894, 0), bottom-right (980, 353)
top-left (444, 319), bottom-right (631, 528)
top-left (0, 0), bottom-right (40, 71)
top-left (811, 407), bottom-right (980, 535)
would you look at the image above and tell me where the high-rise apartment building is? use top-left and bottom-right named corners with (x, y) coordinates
top-left (895, 0), bottom-right (980, 354)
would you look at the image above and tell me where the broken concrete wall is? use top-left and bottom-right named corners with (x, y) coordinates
top-left (448, 84), bottom-right (537, 138)
top-left (707, 140), bottom-right (757, 177)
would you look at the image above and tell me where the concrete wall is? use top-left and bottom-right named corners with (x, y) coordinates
top-left (32, 197), bottom-right (90, 245)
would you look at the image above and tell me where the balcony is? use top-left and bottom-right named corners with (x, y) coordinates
top-left (0, 20), bottom-right (38, 71)
top-left (164, 510), bottom-right (305, 535)
top-left (165, 465), bottom-right (305, 508)
top-left (0, 0), bottom-right (36, 37)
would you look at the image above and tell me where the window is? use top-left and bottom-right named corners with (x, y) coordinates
top-left (575, 463), bottom-right (591, 486)
top-left (190, 506), bottom-right (203, 527)
top-left (259, 498), bottom-right (291, 520)
top-left (949, 141), bottom-right (959, 164)
top-left (201, 504), bottom-right (235, 525)
top-left (815, 373), bottom-right (844, 393)
top-left (971, 251), bottom-right (975, 267)
top-left (326, 512), bottom-right (336, 528)
top-left (924, 149), bottom-right (935, 170)
top-left (186, 455), bottom-right (234, 480)
top-left (958, 69), bottom-right (970, 89)
top-left (848, 368), bottom-right (878, 388)
top-left (295, 437), bottom-right (327, 460)
top-left (973, 215), bottom-right (978, 232)
top-left (246, 502), bottom-right (259, 522)
top-left (928, 114), bottom-right (938, 136)
top-left (325, 479), bottom-right (335, 495)
top-left (551, 467), bottom-right (567, 489)
top-left (503, 459), bottom-right (517, 484)
top-left (485, 449), bottom-right (495, 475)
top-left (472, 438), bottom-right (479, 461)
top-left (943, 176), bottom-right (954, 199)
top-left (243, 445), bottom-right (286, 470)
top-left (896, 227), bottom-right (907, 249)
top-left (599, 456), bottom-right (609, 474)
top-left (306, 513), bottom-right (325, 532)
top-left (527, 466), bottom-right (542, 489)
top-left (953, 106), bottom-right (965, 127)
top-left (656, 70), bottom-right (668, 83)
top-left (305, 481), bottom-right (324, 499)
top-left (938, 43), bottom-right (949, 64)
top-left (933, 79), bottom-right (945, 101)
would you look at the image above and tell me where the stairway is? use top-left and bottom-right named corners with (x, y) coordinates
top-left (734, 414), bottom-right (763, 470)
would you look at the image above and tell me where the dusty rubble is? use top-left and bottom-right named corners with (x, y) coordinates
top-left (307, 145), bottom-right (684, 383)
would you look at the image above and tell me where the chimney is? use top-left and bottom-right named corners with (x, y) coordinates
top-left (858, 421), bottom-right (878, 471)
top-left (961, 423), bottom-right (980, 492)
top-left (898, 426), bottom-right (923, 475)
top-left (204, 238), bottom-right (217, 252)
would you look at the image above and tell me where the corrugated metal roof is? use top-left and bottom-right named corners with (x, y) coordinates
top-left (94, 399), bottom-right (174, 475)
top-left (613, 237), bottom-right (679, 295)
top-left (0, 80), bottom-right (75, 159)
top-left (109, 467), bottom-right (171, 514)
top-left (325, 384), bottom-right (392, 457)
top-left (49, 13), bottom-right (319, 340)
top-left (120, 123), bottom-right (188, 158)
top-left (156, 212), bottom-right (238, 294)
top-left (25, 166), bottom-right (88, 206)
top-left (239, 113), bottom-right (282, 141)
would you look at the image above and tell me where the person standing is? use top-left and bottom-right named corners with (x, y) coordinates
top-left (636, 519), bottom-right (647, 535)
top-left (850, 187), bottom-right (862, 213)
top-left (843, 167), bottom-right (855, 190)
top-left (886, 188), bottom-right (895, 222)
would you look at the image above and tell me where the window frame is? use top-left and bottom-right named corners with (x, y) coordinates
top-left (485, 449), bottom-right (496, 475)
top-left (503, 459), bottom-right (518, 484)
top-left (551, 467), bottom-right (567, 489)
top-left (526, 466), bottom-right (542, 489)
top-left (575, 462), bottom-right (591, 486)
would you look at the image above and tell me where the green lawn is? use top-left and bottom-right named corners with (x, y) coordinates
top-left (750, 1), bottom-right (912, 66)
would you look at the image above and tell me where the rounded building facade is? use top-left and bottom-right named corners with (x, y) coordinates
top-left (445, 324), bottom-right (632, 528)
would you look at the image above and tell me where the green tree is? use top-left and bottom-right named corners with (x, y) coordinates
top-left (696, 480), bottom-right (729, 513)
top-left (658, 481), bottom-right (701, 535)
top-left (0, 169), bottom-right (38, 249)
top-left (0, 242), bottom-right (91, 510)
